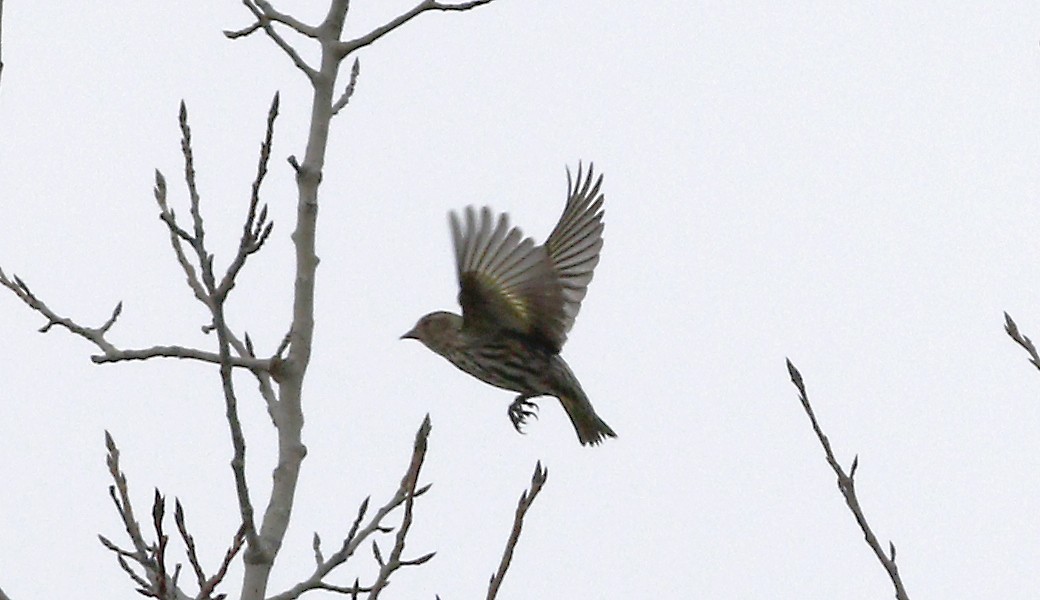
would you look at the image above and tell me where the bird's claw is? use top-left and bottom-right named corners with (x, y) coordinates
top-left (508, 396), bottom-right (540, 434)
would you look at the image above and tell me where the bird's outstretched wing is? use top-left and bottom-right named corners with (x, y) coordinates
top-left (450, 164), bottom-right (605, 352)
top-left (544, 163), bottom-right (605, 342)
top-left (450, 206), bottom-right (564, 345)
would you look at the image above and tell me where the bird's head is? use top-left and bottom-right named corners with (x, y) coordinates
top-left (401, 311), bottom-right (464, 355)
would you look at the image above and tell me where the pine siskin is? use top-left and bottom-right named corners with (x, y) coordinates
top-left (402, 164), bottom-right (616, 446)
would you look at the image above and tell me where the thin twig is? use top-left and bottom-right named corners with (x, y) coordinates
top-left (152, 491), bottom-right (171, 599)
top-left (153, 107), bottom-right (281, 420)
top-left (785, 359), bottom-right (910, 600)
top-left (0, 266), bottom-right (122, 352)
top-left (331, 59), bottom-right (360, 116)
top-left (91, 345), bottom-right (270, 369)
top-left (115, 554), bottom-right (154, 594)
top-left (1004, 312), bottom-right (1040, 372)
top-left (175, 500), bottom-right (207, 592)
top-left (179, 103), bottom-right (206, 263)
top-left (486, 462), bottom-right (548, 600)
top-left (369, 416), bottom-right (435, 599)
top-left (337, 0), bottom-right (497, 57)
top-left (104, 432), bottom-right (151, 561)
top-left (215, 94), bottom-right (278, 299)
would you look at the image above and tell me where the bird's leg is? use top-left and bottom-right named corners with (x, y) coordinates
top-left (508, 394), bottom-right (540, 433)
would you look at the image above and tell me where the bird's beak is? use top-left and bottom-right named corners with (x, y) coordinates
top-left (400, 327), bottom-right (419, 340)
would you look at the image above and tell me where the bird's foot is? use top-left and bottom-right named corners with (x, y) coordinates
top-left (508, 396), bottom-right (540, 434)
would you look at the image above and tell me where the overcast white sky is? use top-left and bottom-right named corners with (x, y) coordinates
top-left (3, 1), bottom-right (1040, 598)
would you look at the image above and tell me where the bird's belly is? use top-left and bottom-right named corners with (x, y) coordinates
top-left (446, 346), bottom-right (553, 395)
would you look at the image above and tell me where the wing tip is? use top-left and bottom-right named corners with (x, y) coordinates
top-left (566, 161), bottom-right (605, 208)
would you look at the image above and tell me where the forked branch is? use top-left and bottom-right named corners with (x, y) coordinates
top-left (100, 432), bottom-right (245, 600)
top-left (155, 100), bottom-right (281, 551)
top-left (785, 359), bottom-right (910, 600)
top-left (225, 0), bottom-right (498, 105)
top-left (215, 93), bottom-right (278, 299)
top-left (0, 267), bottom-right (123, 352)
top-left (268, 417), bottom-right (548, 600)
top-left (0, 110), bottom-right (278, 379)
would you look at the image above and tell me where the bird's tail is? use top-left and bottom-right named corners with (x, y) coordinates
top-left (552, 357), bottom-right (616, 446)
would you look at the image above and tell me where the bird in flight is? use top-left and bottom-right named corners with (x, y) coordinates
top-left (402, 164), bottom-right (616, 445)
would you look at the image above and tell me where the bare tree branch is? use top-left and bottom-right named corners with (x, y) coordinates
top-left (0, 1), bottom-right (509, 598)
top-left (223, 1), bottom-right (507, 596)
top-left (176, 500), bottom-right (208, 593)
top-left (337, 0), bottom-right (497, 57)
top-left (486, 462), bottom-right (547, 600)
top-left (102, 433), bottom-right (246, 600)
top-left (0, 266), bottom-right (122, 350)
top-left (228, 1), bottom-right (340, 594)
top-left (0, 100), bottom-right (280, 408)
top-left (5, 0), bottom-right (516, 596)
top-left (224, 0), bottom-right (317, 80)
top-left (153, 100), bottom-right (285, 556)
top-left (0, 267), bottom-right (272, 372)
top-left (1004, 312), bottom-right (1040, 372)
top-left (152, 111), bottom-right (281, 418)
top-left (91, 345), bottom-right (270, 368)
top-left (0, 585), bottom-right (11, 600)
top-left (785, 359), bottom-right (910, 600)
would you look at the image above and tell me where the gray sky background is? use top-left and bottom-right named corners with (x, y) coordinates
top-left (3, 1), bottom-right (1040, 598)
